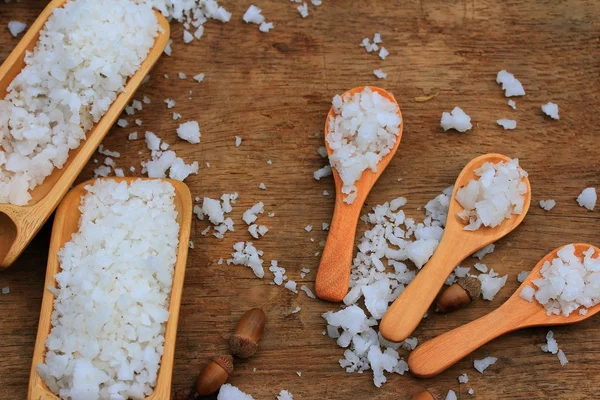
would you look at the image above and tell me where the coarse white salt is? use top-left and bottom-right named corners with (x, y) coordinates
top-left (235, 136), bottom-right (242, 147)
top-left (458, 373), bottom-right (469, 383)
top-left (478, 269), bottom-right (508, 300)
top-left (496, 70), bottom-right (525, 97)
top-left (440, 106), bottom-right (472, 132)
top-left (517, 270), bottom-right (530, 283)
top-left (143, 96), bottom-right (151, 104)
top-left (379, 47), bottom-right (389, 60)
top-left (248, 224), bottom-right (268, 239)
top-left (297, 3), bottom-right (309, 18)
top-left (497, 119), bottom-right (517, 130)
top-left (277, 390), bottom-right (293, 400)
top-left (8, 20), bottom-right (27, 37)
top-left (455, 158), bottom-right (528, 230)
top-left (228, 242), bottom-right (264, 278)
top-left (301, 285), bottom-right (315, 298)
top-left (270, 261), bottom-right (287, 285)
top-left (285, 280), bottom-right (298, 293)
top-left (117, 119), bottom-right (128, 128)
top-left (557, 349), bottom-right (568, 366)
top-left (183, 30), bottom-right (193, 43)
top-left (305, 225), bottom-right (313, 232)
top-left (474, 356), bottom-right (497, 373)
top-left (243, 5), bottom-right (265, 24)
top-left (291, 306), bottom-right (301, 314)
top-left (529, 244), bottom-right (600, 316)
top-left (217, 383), bottom-right (254, 400)
top-left (314, 165), bottom-right (332, 180)
top-left (142, 132), bottom-right (198, 181)
top-left (323, 190), bottom-right (329, 196)
top-left (327, 87), bottom-right (401, 204)
top-left (373, 33), bottom-right (382, 43)
top-left (37, 179), bottom-right (179, 399)
top-left (178, 72), bottom-right (186, 79)
top-left (317, 146), bottom-right (328, 158)
top-left (322, 222), bottom-right (330, 230)
top-left (539, 199), bottom-right (556, 211)
top-left (472, 244), bottom-right (495, 260)
top-left (576, 187), bottom-right (596, 210)
top-left (373, 69), bottom-right (387, 79)
top-left (243, 202), bottom-right (265, 225)
top-left (468, 388), bottom-right (474, 395)
top-left (195, 193), bottom-right (238, 239)
top-left (258, 183), bottom-right (266, 190)
top-left (1, 286), bottom-right (10, 294)
top-left (541, 102), bottom-right (560, 120)
top-left (136, 119), bottom-right (143, 126)
top-left (474, 263), bottom-right (488, 273)
top-left (189, 240), bottom-right (194, 249)
top-left (259, 21), bottom-right (274, 33)
top-left (0, 0), bottom-right (159, 205)
top-left (193, 73), bottom-right (205, 83)
top-left (177, 121), bottom-right (201, 144)
top-left (164, 99), bottom-right (176, 108)
top-left (519, 285), bottom-right (535, 302)
top-left (114, 168), bottom-right (124, 177)
top-left (541, 330), bottom-right (558, 354)
top-left (173, 112), bottom-right (182, 120)
top-left (446, 390), bottom-right (457, 400)
top-left (508, 99), bottom-right (516, 109)
top-left (454, 266), bottom-right (471, 278)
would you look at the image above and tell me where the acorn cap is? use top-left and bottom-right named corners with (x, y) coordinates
top-left (426, 388), bottom-right (443, 400)
top-left (212, 355), bottom-right (234, 375)
top-left (229, 334), bottom-right (258, 358)
top-left (457, 276), bottom-right (481, 300)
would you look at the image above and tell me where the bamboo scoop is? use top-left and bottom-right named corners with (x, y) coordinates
top-left (408, 243), bottom-right (600, 378)
top-left (0, 0), bottom-right (170, 268)
top-left (28, 177), bottom-right (192, 399)
top-left (379, 153), bottom-right (531, 342)
top-left (315, 86), bottom-right (404, 302)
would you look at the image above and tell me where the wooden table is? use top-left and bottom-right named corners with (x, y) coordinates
top-left (1, 1), bottom-right (599, 399)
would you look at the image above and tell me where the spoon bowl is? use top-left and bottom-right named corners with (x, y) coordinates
top-left (380, 153), bottom-right (531, 341)
top-left (0, 0), bottom-right (170, 268)
top-left (315, 86), bottom-right (404, 302)
top-left (28, 177), bottom-right (192, 399)
top-left (408, 243), bottom-right (600, 378)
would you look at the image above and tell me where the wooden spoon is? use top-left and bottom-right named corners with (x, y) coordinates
top-left (0, 0), bottom-right (170, 268)
top-left (379, 153), bottom-right (531, 342)
top-left (315, 86), bottom-right (404, 302)
top-left (408, 243), bottom-right (600, 378)
top-left (28, 177), bottom-right (192, 400)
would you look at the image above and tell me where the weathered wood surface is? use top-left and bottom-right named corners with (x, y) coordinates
top-left (1, 1), bottom-right (599, 399)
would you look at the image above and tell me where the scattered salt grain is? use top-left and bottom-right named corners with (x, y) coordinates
top-left (323, 190), bottom-right (329, 196)
top-left (243, 5), bottom-right (265, 24)
top-left (557, 349), bottom-right (568, 366)
top-left (314, 165), bottom-right (332, 180)
top-left (322, 222), bottom-right (330, 230)
top-left (114, 168), bottom-right (124, 177)
top-left (285, 280), bottom-right (298, 293)
top-left (576, 187), bottom-right (596, 210)
top-left (446, 390), bottom-right (457, 400)
top-left (474, 263), bottom-right (488, 273)
top-left (305, 225), bottom-right (313, 232)
top-left (217, 383), bottom-right (254, 400)
top-left (301, 285), bottom-right (315, 299)
top-left (235, 136), bottom-right (242, 147)
top-left (1, 287), bottom-right (9, 295)
top-left (193, 73), bottom-right (205, 83)
top-left (297, 3), bottom-right (309, 18)
top-left (183, 30), bottom-right (193, 43)
top-left (541, 330), bottom-right (559, 354)
top-left (243, 202), bottom-right (265, 225)
top-left (259, 183), bottom-right (266, 190)
top-left (135, 119), bottom-right (143, 126)
top-left (496, 70), bottom-right (525, 97)
top-left (177, 121), bottom-right (201, 144)
top-left (277, 390), bottom-right (293, 400)
top-left (178, 72), bottom-right (186, 79)
top-left (189, 241), bottom-right (194, 249)
top-left (519, 285), bottom-right (535, 302)
top-left (458, 373), bottom-right (469, 383)
top-left (378, 47), bottom-right (389, 60)
top-left (373, 69), bottom-right (387, 79)
top-left (259, 22), bottom-right (274, 33)
top-left (228, 242), bottom-right (264, 278)
top-left (291, 306), bottom-right (301, 314)
top-left (517, 270), bottom-right (530, 283)
top-left (474, 356), bottom-right (497, 373)
top-left (164, 99), bottom-right (176, 108)
top-left (472, 244), bottom-right (495, 260)
top-left (478, 269), bottom-right (508, 300)
top-left (8, 21), bottom-right (27, 37)
top-left (541, 102), bottom-right (560, 120)
top-left (173, 112), bottom-right (182, 120)
top-left (468, 389), bottom-right (474, 395)
top-left (497, 119), bottom-right (517, 130)
top-left (508, 99), bottom-right (516, 109)
top-left (539, 199), bottom-right (556, 211)
top-left (117, 119), bottom-right (128, 128)
top-left (440, 106), bottom-right (472, 132)
top-left (248, 224), bottom-right (268, 239)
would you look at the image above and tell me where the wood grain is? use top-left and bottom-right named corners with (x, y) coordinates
top-left (0, 0), bottom-right (170, 267)
top-left (316, 87), bottom-right (403, 302)
top-left (1, 0), bottom-right (599, 399)
top-left (379, 153), bottom-right (531, 342)
top-left (27, 178), bottom-right (192, 400)
top-left (408, 244), bottom-right (600, 378)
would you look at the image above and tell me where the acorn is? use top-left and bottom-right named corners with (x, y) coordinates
top-left (411, 388), bottom-right (443, 400)
top-left (194, 355), bottom-right (234, 396)
top-left (229, 308), bottom-right (266, 358)
top-left (435, 276), bottom-right (481, 313)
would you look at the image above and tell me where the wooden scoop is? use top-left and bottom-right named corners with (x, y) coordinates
top-left (0, 0), bottom-right (170, 268)
top-left (379, 153), bottom-right (531, 342)
top-left (315, 86), bottom-right (404, 302)
top-left (408, 243), bottom-right (600, 378)
top-left (28, 177), bottom-right (192, 400)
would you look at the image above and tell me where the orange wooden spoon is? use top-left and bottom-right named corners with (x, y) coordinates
top-left (315, 86), bottom-right (404, 303)
top-left (379, 153), bottom-right (531, 342)
top-left (408, 243), bottom-right (600, 378)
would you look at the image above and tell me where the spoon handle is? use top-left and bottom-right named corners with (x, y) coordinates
top-left (315, 199), bottom-right (362, 302)
top-left (408, 304), bottom-right (521, 377)
top-left (379, 232), bottom-right (469, 342)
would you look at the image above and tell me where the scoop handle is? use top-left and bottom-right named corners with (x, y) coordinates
top-left (379, 229), bottom-right (470, 342)
top-left (408, 303), bottom-right (520, 377)
top-left (315, 198), bottom-right (362, 302)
